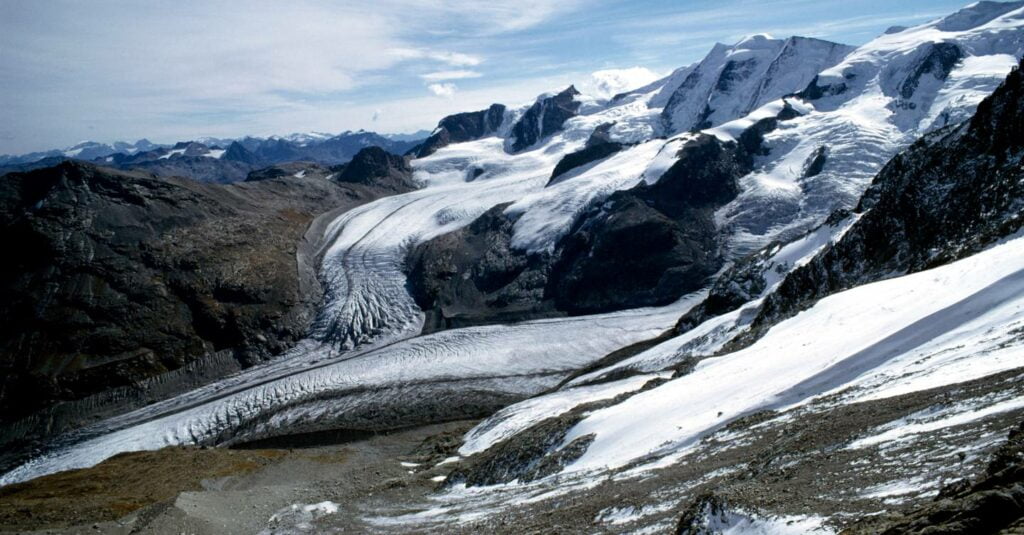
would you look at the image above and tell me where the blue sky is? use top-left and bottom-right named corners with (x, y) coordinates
top-left (0, 0), bottom-right (982, 154)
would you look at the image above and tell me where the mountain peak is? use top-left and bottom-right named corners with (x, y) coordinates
top-left (659, 32), bottom-right (852, 134)
top-left (736, 33), bottom-right (776, 46)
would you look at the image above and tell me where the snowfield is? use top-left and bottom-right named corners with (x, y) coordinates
top-left (517, 233), bottom-right (1024, 473)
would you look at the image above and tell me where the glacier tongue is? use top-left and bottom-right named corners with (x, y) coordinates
top-left (0, 293), bottom-right (703, 486)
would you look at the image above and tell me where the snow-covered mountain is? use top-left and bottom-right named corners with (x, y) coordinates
top-left (716, 0), bottom-right (1024, 256)
top-left (0, 139), bottom-right (163, 166)
top-left (0, 130), bottom-right (427, 183)
top-left (656, 34), bottom-right (855, 134)
top-left (2, 2), bottom-right (1024, 533)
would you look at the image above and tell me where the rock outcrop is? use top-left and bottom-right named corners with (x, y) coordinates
top-left (334, 146), bottom-right (417, 191)
top-left (549, 133), bottom-right (747, 314)
top-left (508, 86), bottom-right (581, 152)
top-left (405, 122), bottom-right (775, 327)
top-left (405, 204), bottom-right (558, 333)
top-left (548, 124), bottom-right (624, 185)
top-left (0, 156), bottom-right (415, 431)
top-left (409, 104), bottom-right (507, 158)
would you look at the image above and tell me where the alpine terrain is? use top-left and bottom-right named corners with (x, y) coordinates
top-left (2, 2), bottom-right (1024, 534)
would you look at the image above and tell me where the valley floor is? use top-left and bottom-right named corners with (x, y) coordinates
top-left (4, 365), bottom-right (1022, 534)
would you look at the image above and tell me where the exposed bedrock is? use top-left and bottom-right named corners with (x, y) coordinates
top-left (549, 133), bottom-right (749, 314)
top-left (405, 203), bottom-right (560, 333)
top-left (405, 121), bottom-right (779, 328)
top-left (0, 149), bottom-right (416, 437)
top-left (408, 104), bottom-right (507, 158)
top-left (509, 86), bottom-right (582, 152)
top-left (548, 124), bottom-right (625, 186)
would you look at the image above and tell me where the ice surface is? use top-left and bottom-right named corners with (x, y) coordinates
top-left (0, 295), bottom-right (696, 485)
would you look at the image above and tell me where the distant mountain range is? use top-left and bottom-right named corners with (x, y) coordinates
top-left (0, 129), bottom-right (430, 183)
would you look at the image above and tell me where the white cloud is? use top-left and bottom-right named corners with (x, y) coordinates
top-left (2, 0), bottom-right (540, 152)
top-left (580, 67), bottom-right (663, 99)
top-left (415, 0), bottom-right (587, 33)
top-left (391, 48), bottom-right (483, 67)
top-left (251, 73), bottom-right (582, 137)
top-left (427, 83), bottom-right (458, 98)
top-left (420, 70), bottom-right (483, 82)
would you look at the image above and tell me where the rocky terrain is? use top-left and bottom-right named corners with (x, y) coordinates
top-left (2, 2), bottom-right (1024, 534)
top-left (0, 148), bottom-right (416, 463)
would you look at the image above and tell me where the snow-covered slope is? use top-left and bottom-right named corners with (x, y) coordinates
top-left (560, 234), bottom-right (1024, 473)
top-left (658, 34), bottom-right (854, 134)
top-left (4, 4), bottom-right (1023, 515)
top-left (718, 1), bottom-right (1024, 254)
top-left (418, 49), bottom-right (1024, 531)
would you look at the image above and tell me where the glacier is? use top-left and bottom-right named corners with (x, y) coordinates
top-left (3, 3), bottom-right (1024, 507)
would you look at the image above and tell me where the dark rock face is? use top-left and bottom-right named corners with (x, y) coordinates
top-left (405, 115), bottom-right (780, 328)
top-left (549, 134), bottom-right (749, 314)
top-left (508, 86), bottom-right (582, 152)
top-left (796, 73), bottom-right (848, 100)
top-left (899, 42), bottom-right (963, 99)
top-left (801, 145), bottom-right (828, 178)
top-left (334, 146), bottom-right (417, 191)
top-left (750, 59), bottom-right (1024, 340)
top-left (409, 104), bottom-right (506, 158)
top-left (0, 159), bottom-right (413, 430)
top-left (548, 133), bottom-right (624, 185)
top-left (405, 204), bottom-right (558, 333)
